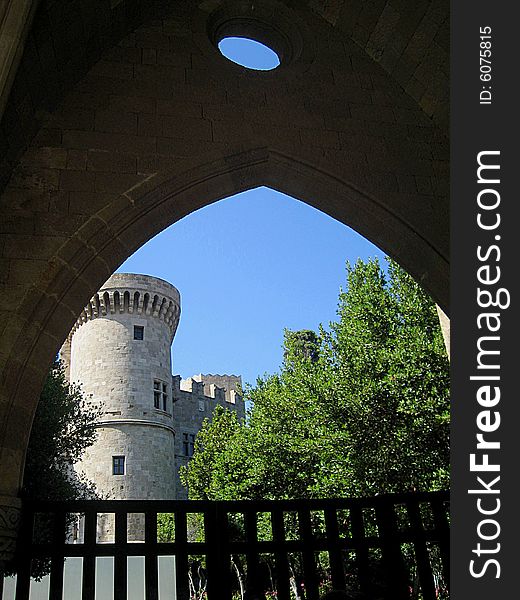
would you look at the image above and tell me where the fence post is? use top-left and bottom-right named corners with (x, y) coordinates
top-left (48, 510), bottom-right (66, 600)
top-left (407, 499), bottom-right (436, 600)
top-left (349, 504), bottom-right (370, 595)
top-left (145, 511), bottom-right (159, 600)
top-left (244, 508), bottom-right (262, 596)
top-left (13, 503), bottom-right (33, 600)
top-left (82, 509), bottom-right (97, 600)
top-left (205, 503), bottom-right (232, 599)
top-left (324, 506), bottom-right (346, 592)
top-left (271, 508), bottom-right (291, 600)
top-left (114, 511), bottom-right (128, 600)
top-left (298, 508), bottom-right (320, 600)
top-left (375, 500), bottom-right (410, 600)
top-left (431, 495), bottom-right (450, 591)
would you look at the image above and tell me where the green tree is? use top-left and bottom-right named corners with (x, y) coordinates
top-left (179, 406), bottom-right (245, 500)
top-left (322, 258), bottom-right (450, 495)
top-left (22, 360), bottom-right (101, 502)
top-left (4, 360), bottom-right (101, 578)
top-left (181, 258), bottom-right (449, 502)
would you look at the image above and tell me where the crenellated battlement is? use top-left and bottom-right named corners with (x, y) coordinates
top-left (173, 374), bottom-right (243, 406)
top-left (68, 273), bottom-right (181, 341)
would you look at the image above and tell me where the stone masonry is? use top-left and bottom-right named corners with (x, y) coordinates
top-left (173, 374), bottom-right (244, 499)
top-left (0, 0), bottom-right (450, 559)
top-left (62, 272), bottom-right (244, 538)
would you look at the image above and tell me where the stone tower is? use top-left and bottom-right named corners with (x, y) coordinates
top-left (64, 273), bottom-right (181, 510)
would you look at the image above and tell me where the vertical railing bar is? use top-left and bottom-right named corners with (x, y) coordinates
top-left (114, 511), bottom-right (127, 600)
top-left (14, 559), bottom-right (31, 600)
top-left (374, 500), bottom-right (410, 600)
top-left (113, 555), bottom-right (127, 600)
top-left (174, 509), bottom-right (190, 600)
top-left (298, 508), bottom-right (320, 600)
top-left (48, 509), bottom-right (66, 600)
top-left (407, 500), bottom-right (437, 600)
top-left (14, 506), bottom-right (35, 600)
top-left (53, 509), bottom-right (67, 546)
top-left (324, 507), bottom-right (346, 591)
top-left (145, 554), bottom-right (159, 600)
top-left (14, 558), bottom-right (31, 600)
top-left (145, 511), bottom-right (158, 600)
top-left (204, 508), bottom-right (214, 599)
top-left (81, 510), bottom-right (97, 600)
top-left (431, 498), bottom-right (450, 589)
top-left (81, 556), bottom-right (96, 600)
top-left (205, 504), bottom-right (232, 600)
top-left (349, 504), bottom-right (370, 596)
top-left (271, 509), bottom-right (290, 600)
top-left (115, 510), bottom-right (127, 544)
top-left (49, 555), bottom-right (65, 600)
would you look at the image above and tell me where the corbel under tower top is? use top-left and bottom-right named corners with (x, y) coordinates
top-left (67, 273), bottom-right (181, 343)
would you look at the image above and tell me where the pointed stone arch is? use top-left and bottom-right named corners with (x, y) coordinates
top-left (0, 1), bottom-right (449, 547)
top-left (0, 144), bottom-right (447, 500)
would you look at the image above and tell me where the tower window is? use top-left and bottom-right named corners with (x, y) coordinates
top-left (113, 456), bottom-right (125, 475)
top-left (154, 380), bottom-right (169, 411)
top-left (183, 433), bottom-right (196, 457)
top-left (162, 382), bottom-right (168, 411)
top-left (154, 381), bottom-right (161, 408)
top-left (134, 325), bottom-right (144, 340)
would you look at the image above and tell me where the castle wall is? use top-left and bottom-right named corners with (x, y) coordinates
top-left (67, 273), bottom-right (245, 513)
top-left (70, 312), bottom-right (174, 424)
top-left (172, 375), bottom-right (244, 499)
top-left (76, 422), bottom-right (176, 500)
top-left (192, 374), bottom-right (243, 405)
top-left (70, 274), bottom-right (180, 518)
top-left (0, 2), bottom-right (450, 543)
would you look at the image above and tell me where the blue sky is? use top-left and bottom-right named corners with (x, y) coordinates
top-left (218, 37), bottom-right (280, 70)
top-left (119, 40), bottom-right (385, 385)
top-left (117, 187), bottom-right (385, 385)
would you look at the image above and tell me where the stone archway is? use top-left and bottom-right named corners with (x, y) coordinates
top-left (0, 0), bottom-right (449, 557)
top-left (0, 143), bottom-right (448, 496)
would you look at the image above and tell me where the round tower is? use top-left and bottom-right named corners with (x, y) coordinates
top-left (68, 274), bottom-right (180, 520)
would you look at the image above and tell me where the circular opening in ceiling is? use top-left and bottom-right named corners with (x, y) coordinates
top-left (218, 36), bottom-right (281, 71)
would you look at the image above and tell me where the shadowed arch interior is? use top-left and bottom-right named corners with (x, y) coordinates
top-left (0, 0), bottom-right (449, 531)
top-left (0, 146), bottom-right (448, 498)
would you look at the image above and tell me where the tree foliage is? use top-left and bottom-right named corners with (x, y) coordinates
top-left (3, 361), bottom-right (101, 578)
top-left (22, 360), bottom-right (101, 501)
top-left (181, 258), bottom-right (450, 501)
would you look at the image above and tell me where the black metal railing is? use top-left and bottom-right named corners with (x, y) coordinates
top-left (2, 491), bottom-right (449, 600)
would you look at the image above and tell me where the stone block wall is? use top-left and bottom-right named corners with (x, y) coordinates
top-left (68, 273), bottom-right (180, 541)
top-left (76, 422), bottom-right (176, 501)
top-left (0, 2), bottom-right (450, 550)
top-left (172, 373), bottom-right (245, 499)
top-left (67, 273), bottom-right (245, 519)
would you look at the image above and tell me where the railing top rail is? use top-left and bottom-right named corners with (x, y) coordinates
top-left (22, 489), bottom-right (449, 513)
top-left (8, 489), bottom-right (450, 600)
